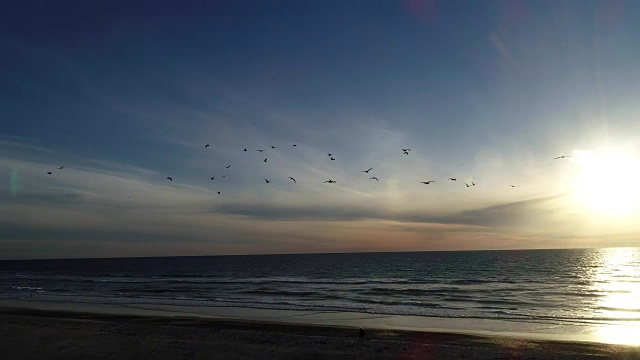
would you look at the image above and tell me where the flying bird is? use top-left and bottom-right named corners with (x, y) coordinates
top-left (47, 171), bottom-right (52, 175)
top-left (330, 157), bottom-right (336, 161)
top-left (370, 177), bottom-right (379, 181)
top-left (402, 148), bottom-right (411, 152)
top-left (270, 145), bottom-right (277, 149)
top-left (328, 153), bottom-right (332, 156)
top-left (205, 144), bottom-right (209, 148)
top-left (256, 149), bottom-right (264, 152)
top-left (58, 166), bottom-right (65, 170)
top-left (226, 165), bottom-right (231, 168)
top-left (362, 168), bottom-right (372, 173)
top-left (324, 179), bottom-right (336, 183)
top-left (244, 148), bottom-right (247, 152)
top-left (471, 181), bottom-right (476, 186)
top-left (554, 155), bottom-right (572, 159)
top-left (292, 144), bottom-right (297, 147)
top-left (448, 178), bottom-right (457, 181)
top-left (420, 181), bottom-right (435, 184)
top-left (217, 191), bottom-right (221, 194)
top-left (509, 185), bottom-right (517, 187)
top-left (465, 183), bottom-right (471, 187)
top-left (210, 177), bottom-right (215, 180)
top-left (403, 151), bottom-right (409, 155)
top-left (288, 177), bottom-right (296, 183)
top-left (264, 179), bottom-right (271, 183)
top-left (167, 177), bottom-right (173, 181)
top-left (264, 158), bottom-right (268, 162)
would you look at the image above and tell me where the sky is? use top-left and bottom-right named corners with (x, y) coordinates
top-left (2, 0), bottom-right (640, 259)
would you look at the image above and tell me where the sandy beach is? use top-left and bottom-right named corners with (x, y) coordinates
top-left (1, 303), bottom-right (639, 360)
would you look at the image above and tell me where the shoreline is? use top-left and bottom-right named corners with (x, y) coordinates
top-left (1, 298), bottom-right (636, 344)
top-left (1, 301), bottom-right (639, 359)
top-left (0, 300), bottom-right (640, 359)
top-left (0, 298), bottom-right (602, 343)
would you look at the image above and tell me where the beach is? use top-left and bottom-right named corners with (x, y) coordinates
top-left (1, 301), bottom-right (639, 359)
top-left (2, 251), bottom-right (640, 358)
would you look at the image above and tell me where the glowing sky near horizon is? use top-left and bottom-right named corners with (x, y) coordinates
top-left (2, 0), bottom-right (640, 259)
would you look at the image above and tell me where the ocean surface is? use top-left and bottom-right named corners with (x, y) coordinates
top-left (2, 248), bottom-right (639, 337)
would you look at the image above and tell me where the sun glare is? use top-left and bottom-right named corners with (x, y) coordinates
top-left (593, 248), bottom-right (640, 345)
top-left (572, 150), bottom-right (640, 216)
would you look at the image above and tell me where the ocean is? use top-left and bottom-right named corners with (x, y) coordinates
top-left (2, 248), bottom-right (639, 337)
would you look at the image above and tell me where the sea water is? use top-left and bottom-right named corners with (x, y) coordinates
top-left (2, 248), bottom-right (639, 343)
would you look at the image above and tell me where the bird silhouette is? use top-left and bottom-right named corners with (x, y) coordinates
top-left (264, 158), bottom-right (268, 162)
top-left (328, 153), bottom-right (332, 156)
top-left (270, 145), bottom-right (277, 149)
top-left (362, 168), bottom-right (372, 173)
top-left (256, 149), bottom-right (264, 152)
top-left (420, 181), bottom-right (435, 184)
top-left (402, 148), bottom-right (411, 152)
top-left (47, 171), bottom-right (52, 175)
top-left (370, 177), bottom-right (379, 181)
top-left (554, 155), bottom-right (572, 159)
top-left (264, 179), bottom-right (271, 183)
top-left (210, 177), bottom-right (215, 180)
top-left (324, 179), bottom-right (336, 183)
top-left (205, 144), bottom-right (209, 148)
top-left (330, 157), bottom-right (336, 161)
top-left (217, 191), bottom-right (221, 194)
top-left (288, 177), bottom-right (296, 183)
top-left (58, 166), bottom-right (65, 170)
top-left (471, 181), bottom-right (476, 186)
top-left (403, 151), bottom-right (409, 155)
top-left (448, 178), bottom-right (457, 181)
top-left (292, 144), bottom-right (297, 147)
top-left (509, 185), bottom-right (517, 187)
top-left (244, 148), bottom-right (247, 152)
top-left (226, 165), bottom-right (231, 169)
top-left (167, 177), bottom-right (173, 181)
top-left (465, 183), bottom-right (471, 187)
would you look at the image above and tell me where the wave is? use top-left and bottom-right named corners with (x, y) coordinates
top-left (10, 286), bottom-right (42, 291)
top-left (238, 289), bottom-right (320, 297)
top-left (599, 306), bottom-right (640, 313)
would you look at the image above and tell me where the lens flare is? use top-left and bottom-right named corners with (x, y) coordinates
top-left (10, 169), bottom-right (19, 198)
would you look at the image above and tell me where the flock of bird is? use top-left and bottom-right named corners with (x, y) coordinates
top-left (46, 144), bottom-right (573, 196)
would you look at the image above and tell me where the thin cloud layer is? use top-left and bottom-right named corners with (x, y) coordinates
top-left (214, 195), bottom-right (565, 229)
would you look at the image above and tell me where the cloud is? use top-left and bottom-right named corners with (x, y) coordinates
top-left (0, 138), bottom-right (54, 154)
top-left (214, 195), bottom-right (565, 228)
top-left (1, 190), bottom-right (88, 206)
top-left (401, 195), bottom-right (564, 227)
top-left (489, 31), bottom-right (517, 70)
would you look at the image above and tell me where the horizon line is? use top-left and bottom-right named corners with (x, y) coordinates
top-left (1, 245), bottom-right (634, 262)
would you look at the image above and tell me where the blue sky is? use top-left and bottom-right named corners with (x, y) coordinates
top-left (2, 0), bottom-right (640, 259)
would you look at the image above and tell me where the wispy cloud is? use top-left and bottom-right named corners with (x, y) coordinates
top-left (213, 195), bottom-right (566, 228)
top-left (0, 138), bottom-right (55, 155)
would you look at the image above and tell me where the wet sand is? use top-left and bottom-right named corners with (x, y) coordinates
top-left (1, 306), bottom-right (639, 359)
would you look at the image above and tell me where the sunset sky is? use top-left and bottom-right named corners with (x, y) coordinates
top-left (2, 0), bottom-right (640, 259)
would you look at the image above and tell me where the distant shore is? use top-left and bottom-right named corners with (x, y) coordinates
top-left (1, 300), bottom-right (639, 359)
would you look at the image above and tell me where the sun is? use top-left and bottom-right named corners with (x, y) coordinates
top-left (571, 150), bottom-right (640, 216)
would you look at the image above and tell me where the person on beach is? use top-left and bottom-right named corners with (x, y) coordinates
top-left (359, 327), bottom-right (365, 341)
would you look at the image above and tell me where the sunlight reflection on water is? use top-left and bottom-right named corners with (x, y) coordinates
top-left (591, 248), bottom-right (640, 345)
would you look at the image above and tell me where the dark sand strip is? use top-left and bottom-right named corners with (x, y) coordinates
top-left (1, 307), bottom-right (639, 360)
